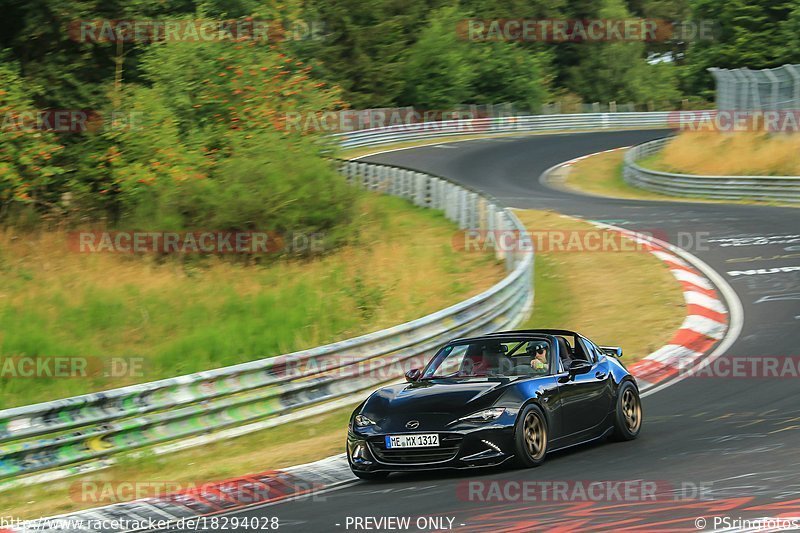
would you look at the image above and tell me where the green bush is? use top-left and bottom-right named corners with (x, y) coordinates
top-left (210, 145), bottom-right (355, 234)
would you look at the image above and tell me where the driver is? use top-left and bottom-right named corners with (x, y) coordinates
top-left (527, 342), bottom-right (549, 371)
top-left (481, 342), bottom-right (507, 375)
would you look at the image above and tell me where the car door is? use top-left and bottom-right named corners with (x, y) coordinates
top-left (557, 338), bottom-right (615, 439)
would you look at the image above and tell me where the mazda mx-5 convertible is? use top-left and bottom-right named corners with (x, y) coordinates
top-left (347, 329), bottom-right (642, 480)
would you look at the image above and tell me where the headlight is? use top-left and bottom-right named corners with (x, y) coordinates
top-left (458, 408), bottom-right (506, 423)
top-left (354, 414), bottom-right (376, 427)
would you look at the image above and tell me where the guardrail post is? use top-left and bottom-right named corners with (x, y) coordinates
top-left (359, 163), bottom-right (369, 189)
top-left (477, 197), bottom-right (486, 231)
top-left (376, 166), bottom-right (387, 192)
top-left (397, 168), bottom-right (406, 197)
top-left (414, 173), bottom-right (426, 206)
top-left (424, 175), bottom-right (433, 207)
top-left (503, 213), bottom-right (515, 271)
top-left (447, 183), bottom-right (457, 223)
top-left (439, 183), bottom-right (446, 220)
top-left (468, 192), bottom-right (478, 229)
top-left (457, 188), bottom-right (464, 225)
top-left (372, 166), bottom-right (381, 190)
top-left (493, 210), bottom-right (505, 262)
top-left (454, 188), bottom-right (460, 224)
top-left (363, 164), bottom-right (372, 189)
top-left (465, 192), bottom-right (473, 229)
top-left (429, 177), bottom-right (440, 208)
top-left (386, 167), bottom-right (396, 196)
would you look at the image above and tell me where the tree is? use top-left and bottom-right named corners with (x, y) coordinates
top-left (90, 38), bottom-right (355, 234)
top-left (469, 42), bottom-right (552, 111)
top-left (0, 60), bottom-right (65, 218)
top-left (400, 6), bottom-right (551, 110)
top-left (294, 0), bottom-right (442, 108)
top-left (400, 6), bottom-right (475, 108)
top-left (681, 0), bottom-right (800, 99)
top-left (561, 0), bottom-right (681, 107)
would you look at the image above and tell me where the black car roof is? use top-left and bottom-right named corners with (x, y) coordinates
top-left (486, 329), bottom-right (582, 338)
top-left (449, 329), bottom-right (579, 344)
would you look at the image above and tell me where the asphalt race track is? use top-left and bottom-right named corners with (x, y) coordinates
top-left (165, 130), bottom-right (800, 532)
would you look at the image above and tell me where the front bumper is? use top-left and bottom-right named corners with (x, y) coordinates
top-left (347, 425), bottom-right (516, 473)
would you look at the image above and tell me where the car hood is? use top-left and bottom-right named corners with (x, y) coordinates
top-left (361, 379), bottom-right (510, 427)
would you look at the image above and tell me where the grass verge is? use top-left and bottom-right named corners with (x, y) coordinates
top-left (515, 209), bottom-right (686, 359)
top-left (648, 132), bottom-right (800, 176)
top-left (2, 208), bottom-right (687, 519)
top-left (0, 193), bottom-right (505, 408)
top-left (561, 149), bottom-right (673, 201)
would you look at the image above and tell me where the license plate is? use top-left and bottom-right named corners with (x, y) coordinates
top-left (385, 434), bottom-right (439, 448)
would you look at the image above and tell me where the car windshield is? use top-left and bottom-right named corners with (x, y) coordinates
top-left (422, 337), bottom-right (553, 378)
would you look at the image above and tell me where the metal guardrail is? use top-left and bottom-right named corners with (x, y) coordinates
top-left (624, 138), bottom-right (800, 203)
top-left (334, 111), bottom-right (673, 149)
top-left (0, 111), bottom-right (679, 484)
top-left (0, 160), bottom-right (533, 482)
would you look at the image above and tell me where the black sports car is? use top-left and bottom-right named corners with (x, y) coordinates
top-left (347, 329), bottom-right (642, 480)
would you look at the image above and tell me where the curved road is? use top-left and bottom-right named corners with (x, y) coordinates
top-left (184, 131), bottom-right (800, 531)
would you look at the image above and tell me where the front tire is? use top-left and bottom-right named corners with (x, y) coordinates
top-left (513, 404), bottom-right (548, 467)
top-left (352, 470), bottom-right (390, 481)
top-left (611, 381), bottom-right (642, 441)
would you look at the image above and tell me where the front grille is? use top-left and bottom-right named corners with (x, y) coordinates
top-left (368, 434), bottom-right (462, 465)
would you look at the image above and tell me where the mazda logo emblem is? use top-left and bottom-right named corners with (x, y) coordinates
top-left (405, 420), bottom-right (420, 429)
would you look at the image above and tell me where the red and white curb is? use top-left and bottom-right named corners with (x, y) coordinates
top-left (589, 223), bottom-right (730, 392)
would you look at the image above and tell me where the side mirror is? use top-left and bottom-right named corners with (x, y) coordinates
top-left (405, 368), bottom-right (422, 382)
top-left (568, 360), bottom-right (592, 375)
top-left (599, 346), bottom-right (623, 358)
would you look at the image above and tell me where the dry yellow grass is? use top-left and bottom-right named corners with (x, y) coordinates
top-left (653, 132), bottom-right (800, 176)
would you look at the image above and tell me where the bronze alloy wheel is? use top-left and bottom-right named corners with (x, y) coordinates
top-left (523, 411), bottom-right (547, 461)
top-left (622, 388), bottom-right (642, 433)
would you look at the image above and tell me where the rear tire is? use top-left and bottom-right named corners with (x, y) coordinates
top-left (513, 404), bottom-right (548, 467)
top-left (352, 470), bottom-right (390, 481)
top-left (611, 381), bottom-right (642, 441)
